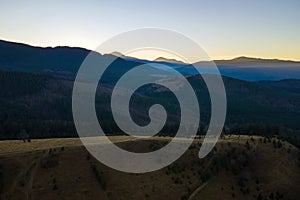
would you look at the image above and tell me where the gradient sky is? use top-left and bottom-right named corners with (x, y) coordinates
top-left (1, 0), bottom-right (300, 61)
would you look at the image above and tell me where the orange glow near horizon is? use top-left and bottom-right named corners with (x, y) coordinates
top-left (1, 37), bottom-right (300, 62)
top-left (126, 49), bottom-right (190, 63)
top-left (126, 50), bottom-right (300, 62)
top-left (1, 1), bottom-right (300, 62)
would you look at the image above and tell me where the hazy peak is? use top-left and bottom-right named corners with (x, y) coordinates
top-left (154, 57), bottom-right (185, 64)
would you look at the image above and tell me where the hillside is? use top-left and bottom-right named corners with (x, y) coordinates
top-left (0, 135), bottom-right (299, 200)
top-left (1, 70), bottom-right (300, 146)
top-left (258, 79), bottom-right (300, 94)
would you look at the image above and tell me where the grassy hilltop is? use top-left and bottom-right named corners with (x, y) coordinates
top-left (0, 135), bottom-right (299, 200)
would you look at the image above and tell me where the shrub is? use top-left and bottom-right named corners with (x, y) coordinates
top-left (277, 140), bottom-right (283, 148)
top-left (52, 184), bottom-right (58, 190)
top-left (269, 192), bottom-right (274, 200)
top-left (86, 153), bottom-right (91, 160)
top-left (0, 172), bottom-right (3, 195)
top-left (181, 195), bottom-right (187, 200)
top-left (257, 193), bottom-right (263, 200)
top-left (52, 178), bottom-right (58, 190)
top-left (91, 164), bottom-right (106, 190)
top-left (255, 179), bottom-right (259, 185)
top-left (238, 176), bottom-right (246, 187)
top-left (41, 154), bottom-right (59, 169)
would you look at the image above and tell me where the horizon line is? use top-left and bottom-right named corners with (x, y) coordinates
top-left (1, 37), bottom-right (300, 63)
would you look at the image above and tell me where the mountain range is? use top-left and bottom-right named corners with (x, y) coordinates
top-left (1, 39), bottom-right (300, 81)
top-left (0, 39), bottom-right (300, 147)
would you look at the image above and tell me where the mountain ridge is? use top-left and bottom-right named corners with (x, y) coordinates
top-left (1, 39), bottom-right (300, 81)
top-left (1, 39), bottom-right (300, 64)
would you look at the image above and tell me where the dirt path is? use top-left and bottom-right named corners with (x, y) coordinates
top-left (26, 149), bottom-right (49, 200)
top-left (2, 137), bottom-right (139, 199)
top-left (188, 181), bottom-right (209, 200)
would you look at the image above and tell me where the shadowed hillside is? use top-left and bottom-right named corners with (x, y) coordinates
top-left (0, 135), bottom-right (299, 200)
top-left (1, 70), bottom-right (300, 148)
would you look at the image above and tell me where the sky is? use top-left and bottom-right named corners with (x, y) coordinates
top-left (0, 0), bottom-right (300, 61)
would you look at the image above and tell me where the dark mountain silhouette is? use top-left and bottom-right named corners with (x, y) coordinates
top-left (0, 40), bottom-right (91, 77)
top-left (0, 40), bottom-right (143, 80)
top-left (1, 39), bottom-right (300, 81)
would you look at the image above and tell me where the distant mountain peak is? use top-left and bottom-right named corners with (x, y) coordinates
top-left (154, 57), bottom-right (186, 64)
top-left (231, 56), bottom-right (260, 61)
top-left (212, 56), bottom-right (300, 66)
top-left (110, 51), bottom-right (125, 57)
top-left (108, 51), bottom-right (140, 60)
top-left (225, 56), bottom-right (299, 63)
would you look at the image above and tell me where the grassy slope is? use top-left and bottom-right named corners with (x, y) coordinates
top-left (0, 135), bottom-right (299, 200)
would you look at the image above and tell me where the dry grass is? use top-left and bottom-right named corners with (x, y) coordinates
top-left (0, 135), bottom-right (299, 200)
top-left (0, 136), bottom-right (134, 156)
